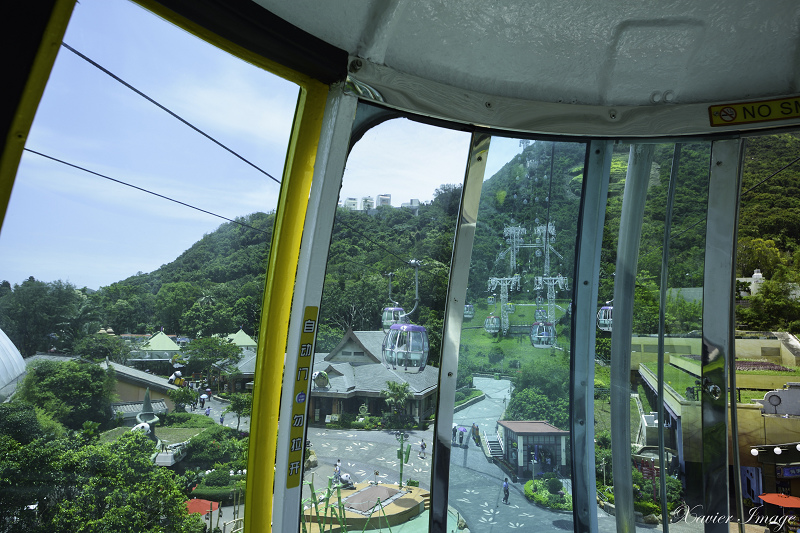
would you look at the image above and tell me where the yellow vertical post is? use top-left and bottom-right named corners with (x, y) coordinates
top-left (245, 80), bottom-right (329, 532)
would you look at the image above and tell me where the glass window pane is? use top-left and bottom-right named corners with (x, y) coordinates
top-left (600, 142), bottom-right (711, 530)
top-left (303, 117), bottom-right (469, 530)
top-left (448, 137), bottom-right (585, 530)
top-left (0, 0), bottom-right (297, 530)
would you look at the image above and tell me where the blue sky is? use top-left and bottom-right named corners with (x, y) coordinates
top-left (0, 0), bottom-right (521, 291)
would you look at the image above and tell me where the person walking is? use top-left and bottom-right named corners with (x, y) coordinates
top-left (502, 478), bottom-right (510, 504)
top-left (333, 461), bottom-right (341, 484)
top-left (219, 413), bottom-right (225, 425)
top-left (452, 424), bottom-right (457, 443)
top-left (205, 406), bottom-right (211, 416)
top-left (419, 439), bottom-right (427, 459)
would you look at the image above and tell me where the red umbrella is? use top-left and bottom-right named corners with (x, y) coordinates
top-left (759, 493), bottom-right (800, 508)
top-left (186, 498), bottom-right (219, 514)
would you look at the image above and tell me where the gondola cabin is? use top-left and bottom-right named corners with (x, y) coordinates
top-left (381, 323), bottom-right (429, 371)
top-left (597, 306), bottom-right (613, 332)
top-left (484, 314), bottom-right (500, 334)
top-left (463, 304), bottom-right (474, 320)
top-left (381, 306), bottom-right (405, 332)
top-left (530, 322), bottom-right (557, 348)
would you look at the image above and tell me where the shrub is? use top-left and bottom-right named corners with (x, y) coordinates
top-left (547, 477), bottom-right (564, 494)
top-left (162, 412), bottom-right (217, 428)
top-left (191, 486), bottom-right (241, 504)
top-left (204, 469), bottom-right (231, 487)
top-left (455, 391), bottom-right (466, 402)
top-left (351, 421), bottom-right (365, 429)
top-left (635, 500), bottom-right (661, 516)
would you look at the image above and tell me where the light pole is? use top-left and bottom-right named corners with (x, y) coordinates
top-left (396, 431), bottom-right (410, 488)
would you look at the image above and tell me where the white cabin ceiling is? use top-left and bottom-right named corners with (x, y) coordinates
top-left (254, 0), bottom-right (800, 108)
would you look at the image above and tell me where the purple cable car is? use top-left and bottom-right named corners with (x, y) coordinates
top-left (382, 323), bottom-right (429, 371)
top-left (381, 306), bottom-right (405, 332)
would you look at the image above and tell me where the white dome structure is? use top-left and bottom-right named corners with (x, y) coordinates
top-left (0, 328), bottom-right (25, 391)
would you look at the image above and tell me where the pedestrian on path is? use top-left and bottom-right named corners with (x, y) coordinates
top-left (220, 413), bottom-right (225, 425)
top-left (205, 406), bottom-right (211, 416)
top-left (419, 439), bottom-right (427, 459)
top-left (502, 478), bottom-right (510, 504)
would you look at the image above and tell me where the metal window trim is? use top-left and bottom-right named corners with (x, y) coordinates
top-left (345, 57), bottom-right (800, 139)
top-left (571, 140), bottom-right (613, 533)
top-left (610, 144), bottom-right (656, 533)
top-left (429, 131), bottom-right (490, 533)
top-left (701, 138), bottom-right (744, 533)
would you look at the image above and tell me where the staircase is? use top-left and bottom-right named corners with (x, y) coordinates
top-left (486, 434), bottom-right (504, 459)
top-left (420, 491), bottom-right (431, 510)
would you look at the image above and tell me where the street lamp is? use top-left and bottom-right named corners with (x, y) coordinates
top-left (395, 432), bottom-right (410, 488)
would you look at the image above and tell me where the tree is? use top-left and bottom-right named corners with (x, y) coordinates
top-left (0, 403), bottom-right (44, 444)
top-left (737, 237), bottom-right (784, 279)
top-left (14, 360), bottom-right (116, 430)
top-left (72, 332), bottom-right (130, 363)
top-left (0, 431), bottom-right (197, 532)
top-left (0, 278), bottom-right (84, 355)
top-left (180, 336), bottom-right (242, 381)
top-left (156, 282), bottom-right (203, 335)
top-left (224, 393), bottom-right (253, 430)
top-left (505, 387), bottom-right (569, 430)
top-left (380, 381), bottom-right (413, 419)
top-left (169, 386), bottom-right (198, 412)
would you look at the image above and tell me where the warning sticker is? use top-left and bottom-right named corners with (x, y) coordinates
top-left (709, 97), bottom-right (800, 127)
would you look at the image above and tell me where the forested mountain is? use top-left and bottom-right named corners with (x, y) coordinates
top-left (4, 133), bottom-right (800, 356)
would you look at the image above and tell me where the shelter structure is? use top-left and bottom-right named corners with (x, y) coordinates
top-left (497, 420), bottom-right (570, 478)
top-left (226, 328), bottom-right (257, 350)
top-left (310, 329), bottom-right (438, 424)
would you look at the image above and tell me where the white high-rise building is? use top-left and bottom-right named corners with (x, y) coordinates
top-left (376, 194), bottom-right (391, 207)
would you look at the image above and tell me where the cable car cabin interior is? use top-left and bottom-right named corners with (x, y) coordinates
top-left (5, 1), bottom-right (800, 532)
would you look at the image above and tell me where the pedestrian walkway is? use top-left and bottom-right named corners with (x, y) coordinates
top-left (183, 395), bottom-right (251, 432)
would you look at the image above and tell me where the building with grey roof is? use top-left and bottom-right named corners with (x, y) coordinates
top-left (309, 329), bottom-right (438, 424)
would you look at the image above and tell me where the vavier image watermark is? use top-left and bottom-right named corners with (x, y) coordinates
top-left (674, 505), bottom-right (793, 529)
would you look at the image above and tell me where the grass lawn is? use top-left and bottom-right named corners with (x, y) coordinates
top-left (99, 426), bottom-right (206, 445)
top-left (641, 362), bottom-right (698, 399)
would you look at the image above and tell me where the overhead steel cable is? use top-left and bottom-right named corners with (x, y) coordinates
top-left (60, 42), bottom-right (281, 185)
top-left (24, 148), bottom-right (271, 236)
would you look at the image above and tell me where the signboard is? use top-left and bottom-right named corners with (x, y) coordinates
top-left (709, 97), bottom-right (800, 127)
top-left (778, 465), bottom-right (800, 478)
top-left (286, 306), bottom-right (318, 489)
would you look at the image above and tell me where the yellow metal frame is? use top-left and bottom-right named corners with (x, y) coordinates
top-left (0, 0), bottom-right (76, 234)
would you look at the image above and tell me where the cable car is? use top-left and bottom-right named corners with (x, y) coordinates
top-left (484, 314), bottom-right (500, 334)
top-left (381, 323), bottom-right (429, 371)
top-left (530, 322), bottom-right (557, 348)
top-left (463, 304), bottom-right (474, 320)
top-left (381, 306), bottom-right (405, 332)
top-left (597, 305), bottom-right (613, 332)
